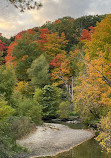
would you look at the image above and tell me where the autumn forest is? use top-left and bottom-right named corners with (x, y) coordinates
top-left (0, 14), bottom-right (111, 157)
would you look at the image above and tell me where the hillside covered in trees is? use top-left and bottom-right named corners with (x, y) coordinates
top-left (0, 14), bottom-right (111, 157)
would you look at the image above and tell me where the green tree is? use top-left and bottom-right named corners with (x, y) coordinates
top-left (28, 54), bottom-right (49, 88)
top-left (0, 95), bottom-right (14, 121)
top-left (0, 65), bottom-right (16, 102)
top-left (33, 88), bottom-right (42, 103)
top-left (0, 120), bottom-right (16, 158)
top-left (57, 101), bottom-right (71, 119)
top-left (42, 85), bottom-right (61, 119)
top-left (16, 98), bottom-right (42, 125)
top-left (12, 33), bottom-right (41, 81)
top-left (34, 85), bottom-right (62, 119)
top-left (0, 95), bottom-right (21, 158)
top-left (74, 15), bottom-right (106, 32)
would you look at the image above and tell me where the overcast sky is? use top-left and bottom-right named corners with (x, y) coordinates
top-left (0, 0), bottom-right (111, 38)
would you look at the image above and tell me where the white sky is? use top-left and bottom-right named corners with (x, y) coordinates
top-left (0, 0), bottom-right (111, 38)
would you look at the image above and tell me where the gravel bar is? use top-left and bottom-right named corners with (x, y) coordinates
top-left (16, 123), bottom-right (95, 158)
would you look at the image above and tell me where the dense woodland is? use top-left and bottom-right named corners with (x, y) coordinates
top-left (0, 14), bottom-right (111, 157)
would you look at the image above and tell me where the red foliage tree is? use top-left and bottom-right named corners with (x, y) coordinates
top-left (50, 54), bottom-right (63, 68)
top-left (38, 28), bottom-right (49, 44)
top-left (80, 29), bottom-right (91, 41)
top-left (0, 40), bottom-right (8, 64)
top-left (80, 26), bottom-right (95, 41)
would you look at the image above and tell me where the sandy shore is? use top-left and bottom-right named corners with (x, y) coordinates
top-left (17, 123), bottom-right (95, 158)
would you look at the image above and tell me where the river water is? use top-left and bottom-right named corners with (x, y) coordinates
top-left (39, 122), bottom-right (111, 158)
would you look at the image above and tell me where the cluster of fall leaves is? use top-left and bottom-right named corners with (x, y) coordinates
top-left (0, 15), bottom-right (111, 152)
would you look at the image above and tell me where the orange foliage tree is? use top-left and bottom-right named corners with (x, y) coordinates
top-left (43, 32), bottom-right (68, 61)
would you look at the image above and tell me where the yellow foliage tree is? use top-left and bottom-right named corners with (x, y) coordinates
top-left (15, 81), bottom-right (29, 96)
top-left (74, 15), bottom-right (111, 149)
top-left (96, 112), bottom-right (111, 153)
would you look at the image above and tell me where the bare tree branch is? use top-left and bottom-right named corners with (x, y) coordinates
top-left (8, 0), bottom-right (42, 12)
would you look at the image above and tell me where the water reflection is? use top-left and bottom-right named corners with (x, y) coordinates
top-left (39, 139), bottom-right (111, 158)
